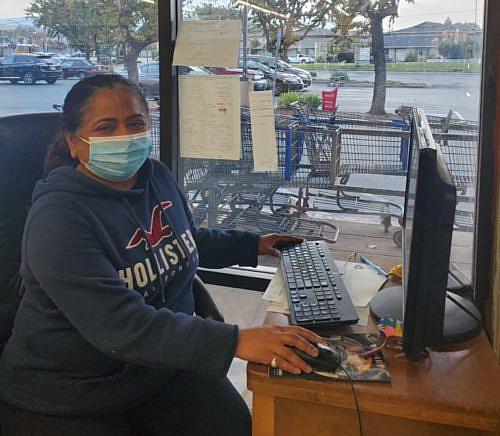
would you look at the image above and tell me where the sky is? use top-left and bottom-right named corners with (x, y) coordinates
top-left (0, 0), bottom-right (486, 30)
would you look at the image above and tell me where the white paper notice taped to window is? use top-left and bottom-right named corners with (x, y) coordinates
top-left (248, 91), bottom-right (278, 172)
top-left (173, 20), bottom-right (241, 67)
top-left (179, 75), bottom-right (241, 160)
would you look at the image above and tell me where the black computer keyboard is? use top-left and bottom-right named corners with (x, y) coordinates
top-left (281, 241), bottom-right (359, 329)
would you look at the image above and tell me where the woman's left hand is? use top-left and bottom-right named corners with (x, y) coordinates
top-left (258, 234), bottom-right (304, 257)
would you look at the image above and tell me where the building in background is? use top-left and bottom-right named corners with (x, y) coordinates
top-left (384, 21), bottom-right (482, 62)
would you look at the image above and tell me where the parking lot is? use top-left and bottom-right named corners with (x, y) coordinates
top-left (0, 71), bottom-right (481, 120)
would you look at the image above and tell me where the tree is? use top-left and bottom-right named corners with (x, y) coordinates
top-left (333, 0), bottom-right (414, 115)
top-left (27, 0), bottom-right (158, 82)
top-left (185, 1), bottom-right (241, 20)
top-left (115, 0), bottom-right (158, 82)
top-left (245, 0), bottom-right (334, 60)
top-left (27, 0), bottom-right (116, 58)
top-left (438, 39), bottom-right (477, 59)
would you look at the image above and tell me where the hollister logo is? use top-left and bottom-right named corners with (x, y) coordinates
top-left (127, 201), bottom-right (174, 250)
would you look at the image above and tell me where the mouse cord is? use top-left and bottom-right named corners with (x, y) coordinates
top-left (339, 365), bottom-right (363, 436)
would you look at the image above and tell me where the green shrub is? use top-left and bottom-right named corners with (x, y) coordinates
top-left (279, 92), bottom-right (301, 107)
top-left (301, 93), bottom-right (322, 110)
top-left (404, 51), bottom-right (418, 62)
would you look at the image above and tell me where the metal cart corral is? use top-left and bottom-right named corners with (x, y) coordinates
top-left (148, 106), bottom-right (478, 246)
top-left (179, 112), bottom-right (342, 243)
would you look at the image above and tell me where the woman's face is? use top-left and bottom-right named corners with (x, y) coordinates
top-left (66, 87), bottom-right (149, 164)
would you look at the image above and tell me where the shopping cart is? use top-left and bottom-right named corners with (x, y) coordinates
top-left (179, 110), bottom-right (341, 242)
top-left (277, 104), bottom-right (409, 243)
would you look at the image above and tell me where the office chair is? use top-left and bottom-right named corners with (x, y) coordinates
top-left (0, 112), bottom-right (223, 357)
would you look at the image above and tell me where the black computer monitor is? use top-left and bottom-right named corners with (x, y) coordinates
top-left (370, 109), bottom-right (481, 361)
top-left (401, 112), bottom-right (456, 361)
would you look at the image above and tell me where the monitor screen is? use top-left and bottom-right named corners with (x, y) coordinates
top-left (401, 121), bottom-right (419, 307)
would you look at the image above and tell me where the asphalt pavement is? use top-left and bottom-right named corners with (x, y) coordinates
top-left (307, 71), bottom-right (481, 121)
top-left (0, 72), bottom-right (481, 120)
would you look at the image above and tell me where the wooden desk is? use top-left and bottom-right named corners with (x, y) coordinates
top-left (247, 312), bottom-right (500, 436)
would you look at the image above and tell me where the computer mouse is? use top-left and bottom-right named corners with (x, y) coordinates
top-left (291, 343), bottom-right (342, 372)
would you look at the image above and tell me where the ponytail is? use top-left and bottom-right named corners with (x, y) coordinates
top-left (44, 133), bottom-right (78, 176)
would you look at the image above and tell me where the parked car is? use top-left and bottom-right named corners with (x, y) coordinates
top-left (61, 59), bottom-right (97, 79)
top-left (288, 54), bottom-right (315, 64)
top-left (137, 62), bottom-right (213, 99)
top-left (0, 54), bottom-right (62, 84)
top-left (240, 60), bottom-right (304, 95)
top-left (246, 55), bottom-right (312, 88)
top-left (207, 66), bottom-right (269, 91)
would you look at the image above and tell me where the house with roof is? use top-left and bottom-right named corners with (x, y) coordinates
top-left (384, 21), bottom-right (482, 61)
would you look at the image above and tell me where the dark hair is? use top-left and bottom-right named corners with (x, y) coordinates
top-left (44, 74), bottom-right (149, 176)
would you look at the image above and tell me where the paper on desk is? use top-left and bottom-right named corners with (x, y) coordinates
top-left (263, 262), bottom-right (385, 327)
top-left (173, 20), bottom-right (241, 67)
top-left (341, 262), bottom-right (387, 307)
top-left (248, 91), bottom-right (278, 172)
top-left (179, 75), bottom-right (241, 160)
top-left (262, 269), bottom-right (290, 315)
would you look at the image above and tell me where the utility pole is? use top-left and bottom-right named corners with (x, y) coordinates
top-left (474, 0), bottom-right (478, 28)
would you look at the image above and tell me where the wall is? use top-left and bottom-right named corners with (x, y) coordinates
top-left (493, 52), bottom-right (500, 360)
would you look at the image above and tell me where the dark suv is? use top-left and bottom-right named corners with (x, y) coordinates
top-left (61, 59), bottom-right (97, 79)
top-left (0, 54), bottom-right (62, 84)
top-left (240, 60), bottom-right (304, 95)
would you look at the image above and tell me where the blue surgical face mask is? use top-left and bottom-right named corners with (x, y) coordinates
top-left (79, 131), bottom-right (152, 182)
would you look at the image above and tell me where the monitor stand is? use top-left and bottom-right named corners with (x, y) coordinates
top-left (369, 286), bottom-right (482, 343)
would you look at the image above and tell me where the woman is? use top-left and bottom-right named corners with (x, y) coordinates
top-left (0, 75), bottom-right (321, 435)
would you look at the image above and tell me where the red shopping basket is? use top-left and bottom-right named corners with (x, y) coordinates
top-left (322, 87), bottom-right (339, 112)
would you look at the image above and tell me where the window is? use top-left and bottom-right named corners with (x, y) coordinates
top-left (14, 56), bottom-right (34, 63)
top-left (0, 0), bottom-right (159, 130)
top-left (0, 0), bottom-right (486, 286)
top-left (149, 64), bottom-right (159, 75)
top-left (173, 0), bottom-right (485, 281)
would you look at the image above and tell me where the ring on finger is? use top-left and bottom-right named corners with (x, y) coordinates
top-left (270, 356), bottom-right (278, 368)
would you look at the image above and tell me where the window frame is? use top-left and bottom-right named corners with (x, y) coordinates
top-left (474, 0), bottom-right (498, 326)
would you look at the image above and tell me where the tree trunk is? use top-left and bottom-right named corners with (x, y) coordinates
top-left (125, 42), bottom-right (142, 83)
top-left (369, 15), bottom-right (387, 115)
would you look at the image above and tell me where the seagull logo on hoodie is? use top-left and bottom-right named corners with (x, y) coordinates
top-left (127, 201), bottom-right (174, 250)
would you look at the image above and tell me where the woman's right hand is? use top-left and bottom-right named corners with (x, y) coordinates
top-left (234, 326), bottom-right (323, 374)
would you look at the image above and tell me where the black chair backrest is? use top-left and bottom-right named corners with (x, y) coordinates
top-left (0, 112), bottom-right (62, 352)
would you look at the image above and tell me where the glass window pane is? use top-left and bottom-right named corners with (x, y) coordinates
top-left (0, 1), bottom-right (160, 161)
top-left (177, 0), bottom-right (484, 277)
